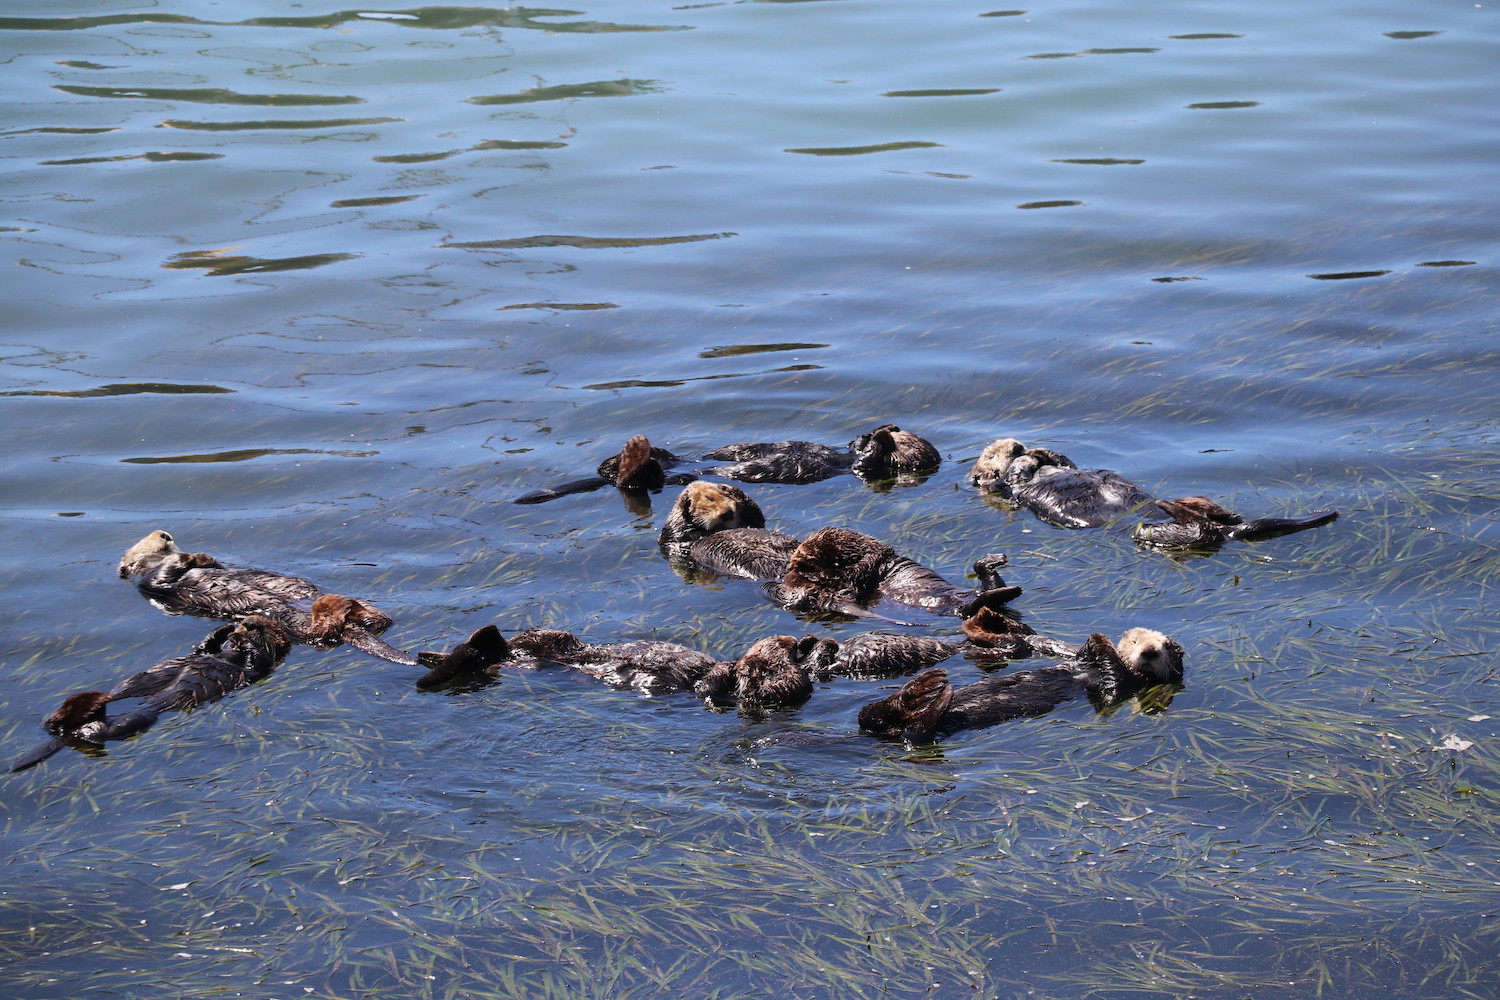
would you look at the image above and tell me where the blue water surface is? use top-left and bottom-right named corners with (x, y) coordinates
top-left (2, 0), bottom-right (1498, 997)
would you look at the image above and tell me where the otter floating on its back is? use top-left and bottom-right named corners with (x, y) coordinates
top-left (9, 616), bottom-right (293, 772)
top-left (858, 628), bottom-right (1185, 744)
top-left (971, 438), bottom-right (1340, 547)
top-left (412, 625), bottom-right (716, 696)
top-left (1132, 496), bottom-right (1339, 552)
top-left (514, 434), bottom-right (692, 509)
top-left (119, 530), bottom-right (426, 666)
top-left (970, 438), bottom-right (1155, 528)
top-left (765, 526), bottom-right (1018, 622)
top-left (658, 482), bottom-right (800, 582)
top-left (703, 423), bottom-right (940, 485)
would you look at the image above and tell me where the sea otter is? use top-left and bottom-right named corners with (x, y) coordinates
top-left (703, 423), bottom-right (940, 485)
top-left (513, 434), bottom-right (692, 506)
top-left (971, 438), bottom-right (1342, 545)
top-left (858, 628), bottom-right (1184, 743)
top-left (657, 482), bottom-right (801, 582)
top-left (8, 616), bottom-right (292, 772)
top-left (970, 438), bottom-right (1155, 528)
top-left (764, 526), bottom-right (1019, 621)
top-left (1132, 496), bottom-right (1339, 551)
top-left (118, 530), bottom-right (421, 665)
top-left (693, 621), bottom-right (1049, 714)
top-left (695, 634), bottom-right (828, 712)
top-left (412, 626), bottom-right (717, 695)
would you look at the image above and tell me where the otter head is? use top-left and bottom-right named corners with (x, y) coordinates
top-left (722, 634), bottom-right (823, 711)
top-left (1116, 628), bottom-right (1184, 684)
top-left (969, 439), bottom-right (1027, 490)
top-left (850, 424), bottom-right (940, 477)
top-left (118, 529), bottom-right (181, 579)
top-left (660, 482), bottom-right (765, 544)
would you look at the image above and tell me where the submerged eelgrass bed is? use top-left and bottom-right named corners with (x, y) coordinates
top-left (4, 429), bottom-right (1499, 1000)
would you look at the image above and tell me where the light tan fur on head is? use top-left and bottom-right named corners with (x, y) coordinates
top-left (970, 438), bottom-right (1026, 486)
top-left (1116, 627), bottom-right (1185, 684)
top-left (659, 481), bottom-right (765, 544)
top-left (118, 529), bottom-right (182, 579)
top-left (681, 481), bottom-right (745, 532)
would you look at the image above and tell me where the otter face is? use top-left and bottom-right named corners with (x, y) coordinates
top-left (970, 439), bottom-right (1026, 489)
top-left (118, 529), bottom-right (181, 579)
top-left (1116, 628), bottom-right (1184, 684)
top-left (660, 482), bottom-right (765, 544)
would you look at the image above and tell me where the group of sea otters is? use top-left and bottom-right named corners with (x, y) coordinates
top-left (9, 426), bottom-right (1339, 772)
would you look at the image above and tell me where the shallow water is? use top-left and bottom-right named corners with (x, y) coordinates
top-left (3, 0), bottom-right (1498, 997)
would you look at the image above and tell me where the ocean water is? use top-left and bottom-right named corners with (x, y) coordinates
top-left (2, 0), bottom-right (1497, 997)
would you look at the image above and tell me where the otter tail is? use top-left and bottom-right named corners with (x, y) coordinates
top-left (9, 737), bottom-right (65, 773)
top-left (513, 476), bottom-right (612, 504)
top-left (1227, 510), bottom-right (1339, 541)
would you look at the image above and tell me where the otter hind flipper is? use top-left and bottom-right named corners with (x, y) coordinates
top-left (858, 668), bottom-right (953, 743)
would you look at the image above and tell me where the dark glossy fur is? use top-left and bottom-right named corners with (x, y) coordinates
top-left (1133, 496), bottom-right (1339, 551)
top-left (702, 440), bottom-right (852, 484)
top-left (859, 629), bottom-right (1184, 743)
top-left (118, 530), bottom-right (419, 665)
top-left (765, 527), bottom-right (1019, 619)
top-left (704, 424), bottom-right (939, 485)
top-left (10, 617), bottom-right (292, 772)
top-left (508, 629), bottom-right (719, 696)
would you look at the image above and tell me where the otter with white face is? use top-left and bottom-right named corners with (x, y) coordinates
top-left (858, 628), bottom-right (1185, 743)
top-left (118, 530), bottom-right (438, 666)
top-left (972, 438), bottom-right (1341, 547)
top-left (970, 438), bottom-right (1155, 528)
